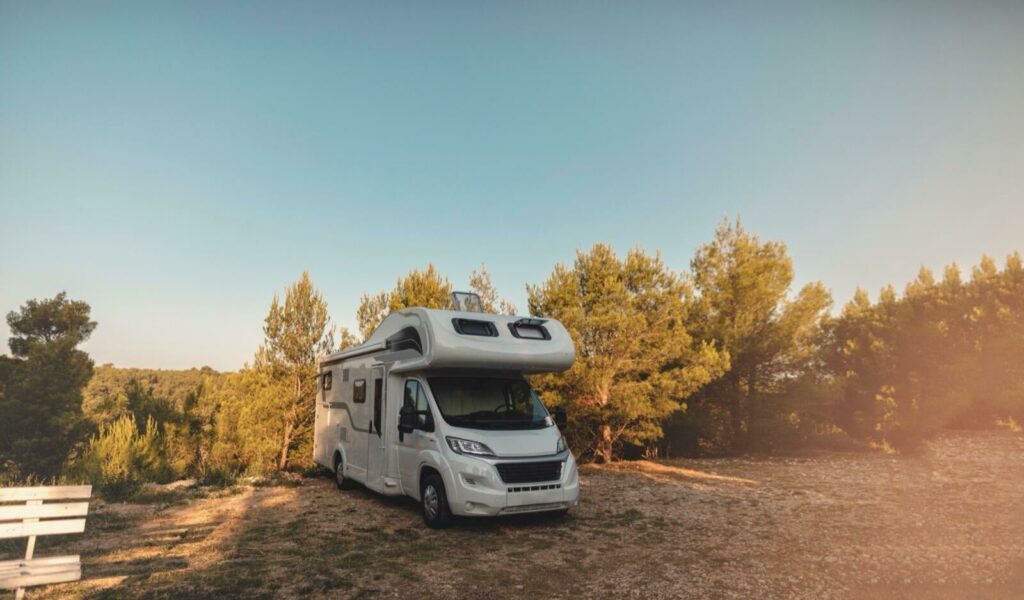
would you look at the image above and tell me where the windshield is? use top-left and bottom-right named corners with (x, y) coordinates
top-left (427, 377), bottom-right (551, 430)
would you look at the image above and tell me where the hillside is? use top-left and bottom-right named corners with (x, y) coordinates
top-left (82, 365), bottom-right (228, 426)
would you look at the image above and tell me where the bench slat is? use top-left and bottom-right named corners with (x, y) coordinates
top-left (0, 566), bottom-right (81, 590)
top-left (0, 502), bottom-right (90, 522)
top-left (0, 556), bottom-right (80, 571)
top-left (0, 561), bottom-right (81, 577)
top-left (0, 518), bottom-right (86, 540)
top-left (0, 486), bottom-right (92, 502)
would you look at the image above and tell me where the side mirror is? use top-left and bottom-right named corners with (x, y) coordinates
top-left (399, 405), bottom-right (418, 433)
top-left (550, 406), bottom-right (567, 429)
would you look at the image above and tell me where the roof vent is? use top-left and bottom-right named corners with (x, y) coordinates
top-left (508, 318), bottom-right (551, 340)
top-left (452, 318), bottom-right (498, 337)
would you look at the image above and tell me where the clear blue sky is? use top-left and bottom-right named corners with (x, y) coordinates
top-left (2, 1), bottom-right (1023, 370)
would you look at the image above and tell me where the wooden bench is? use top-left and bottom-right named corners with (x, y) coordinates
top-left (0, 486), bottom-right (92, 599)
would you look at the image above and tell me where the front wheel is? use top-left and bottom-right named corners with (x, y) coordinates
top-left (420, 473), bottom-right (453, 529)
top-left (334, 455), bottom-right (353, 490)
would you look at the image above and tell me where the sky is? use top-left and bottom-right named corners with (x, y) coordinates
top-left (2, 1), bottom-right (1023, 370)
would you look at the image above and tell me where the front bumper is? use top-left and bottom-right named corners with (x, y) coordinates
top-left (443, 451), bottom-right (580, 517)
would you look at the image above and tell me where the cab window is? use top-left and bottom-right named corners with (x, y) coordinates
top-left (403, 380), bottom-right (430, 427)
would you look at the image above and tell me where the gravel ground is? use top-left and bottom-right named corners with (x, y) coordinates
top-left (15, 430), bottom-right (1024, 599)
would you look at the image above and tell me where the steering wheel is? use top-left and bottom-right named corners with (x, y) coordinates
top-left (492, 403), bottom-right (512, 413)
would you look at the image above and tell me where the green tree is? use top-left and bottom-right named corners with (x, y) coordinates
top-left (965, 253), bottom-right (1024, 426)
top-left (356, 292), bottom-right (390, 340)
top-left (825, 253), bottom-right (1024, 450)
top-left (686, 219), bottom-right (831, 452)
top-left (337, 327), bottom-right (361, 351)
top-left (356, 264), bottom-right (453, 338)
top-left (207, 368), bottom-right (292, 477)
top-left (0, 293), bottom-right (97, 478)
top-left (255, 271), bottom-right (334, 470)
top-left (387, 264), bottom-right (453, 312)
top-left (6, 292), bottom-right (96, 356)
top-left (79, 365), bottom-right (223, 480)
top-left (529, 244), bottom-right (727, 462)
top-left (823, 287), bottom-right (897, 441)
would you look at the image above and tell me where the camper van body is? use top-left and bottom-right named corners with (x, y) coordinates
top-left (312, 307), bottom-right (579, 526)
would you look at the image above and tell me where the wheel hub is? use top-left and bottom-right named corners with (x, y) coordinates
top-left (423, 485), bottom-right (439, 519)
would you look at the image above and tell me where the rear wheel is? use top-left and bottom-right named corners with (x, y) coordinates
top-left (334, 454), bottom-right (352, 490)
top-left (420, 472), bottom-right (453, 529)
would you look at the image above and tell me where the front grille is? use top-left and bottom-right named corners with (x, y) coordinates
top-left (495, 460), bottom-right (563, 484)
top-left (508, 483), bottom-right (561, 493)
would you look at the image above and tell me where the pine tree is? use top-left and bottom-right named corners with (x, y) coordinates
top-left (387, 264), bottom-right (453, 312)
top-left (0, 293), bottom-right (96, 479)
top-left (255, 271), bottom-right (334, 471)
top-left (356, 292), bottom-right (390, 340)
top-left (528, 244), bottom-right (727, 462)
top-left (825, 253), bottom-right (1024, 450)
top-left (687, 218), bottom-right (831, 451)
top-left (356, 264), bottom-right (453, 338)
top-left (207, 368), bottom-right (291, 476)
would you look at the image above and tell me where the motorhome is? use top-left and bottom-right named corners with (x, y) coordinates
top-left (312, 293), bottom-right (578, 528)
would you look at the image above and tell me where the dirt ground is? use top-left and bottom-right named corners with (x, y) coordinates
top-left (10, 430), bottom-right (1024, 599)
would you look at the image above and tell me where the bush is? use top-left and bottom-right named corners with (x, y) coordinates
top-left (73, 414), bottom-right (167, 501)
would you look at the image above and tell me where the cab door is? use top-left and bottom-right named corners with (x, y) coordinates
top-left (365, 367), bottom-right (387, 489)
top-left (397, 378), bottom-right (434, 496)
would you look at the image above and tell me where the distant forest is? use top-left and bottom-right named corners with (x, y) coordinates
top-left (2, 219), bottom-right (1022, 499)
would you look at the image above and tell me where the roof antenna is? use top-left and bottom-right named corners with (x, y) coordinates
top-left (451, 291), bottom-right (483, 313)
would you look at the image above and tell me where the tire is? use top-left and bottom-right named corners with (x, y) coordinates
top-left (334, 454), bottom-right (353, 490)
top-left (420, 472), bottom-right (453, 529)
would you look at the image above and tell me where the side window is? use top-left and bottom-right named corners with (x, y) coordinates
top-left (353, 379), bottom-right (366, 403)
top-left (321, 371), bottom-right (332, 391)
top-left (403, 380), bottom-right (430, 427)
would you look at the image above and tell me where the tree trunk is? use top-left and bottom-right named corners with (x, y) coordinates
top-left (598, 424), bottom-right (613, 463)
top-left (278, 374), bottom-right (302, 471)
top-left (729, 370), bottom-right (743, 451)
top-left (278, 420), bottom-right (293, 471)
top-left (595, 382), bottom-right (614, 463)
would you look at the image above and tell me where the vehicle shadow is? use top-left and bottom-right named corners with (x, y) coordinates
top-left (335, 474), bottom-right (573, 531)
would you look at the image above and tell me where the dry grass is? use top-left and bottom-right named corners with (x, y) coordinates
top-left (9, 430), bottom-right (1024, 599)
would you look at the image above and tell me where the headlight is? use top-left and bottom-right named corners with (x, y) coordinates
top-left (446, 437), bottom-right (496, 457)
top-left (556, 436), bottom-right (567, 453)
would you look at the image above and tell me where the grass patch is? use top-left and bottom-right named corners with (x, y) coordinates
top-left (87, 510), bottom-right (137, 532)
top-left (133, 488), bottom-right (194, 505)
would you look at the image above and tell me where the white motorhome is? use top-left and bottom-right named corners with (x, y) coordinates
top-left (312, 296), bottom-right (579, 528)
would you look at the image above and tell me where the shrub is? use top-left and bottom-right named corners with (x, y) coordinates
top-left (74, 414), bottom-right (167, 501)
